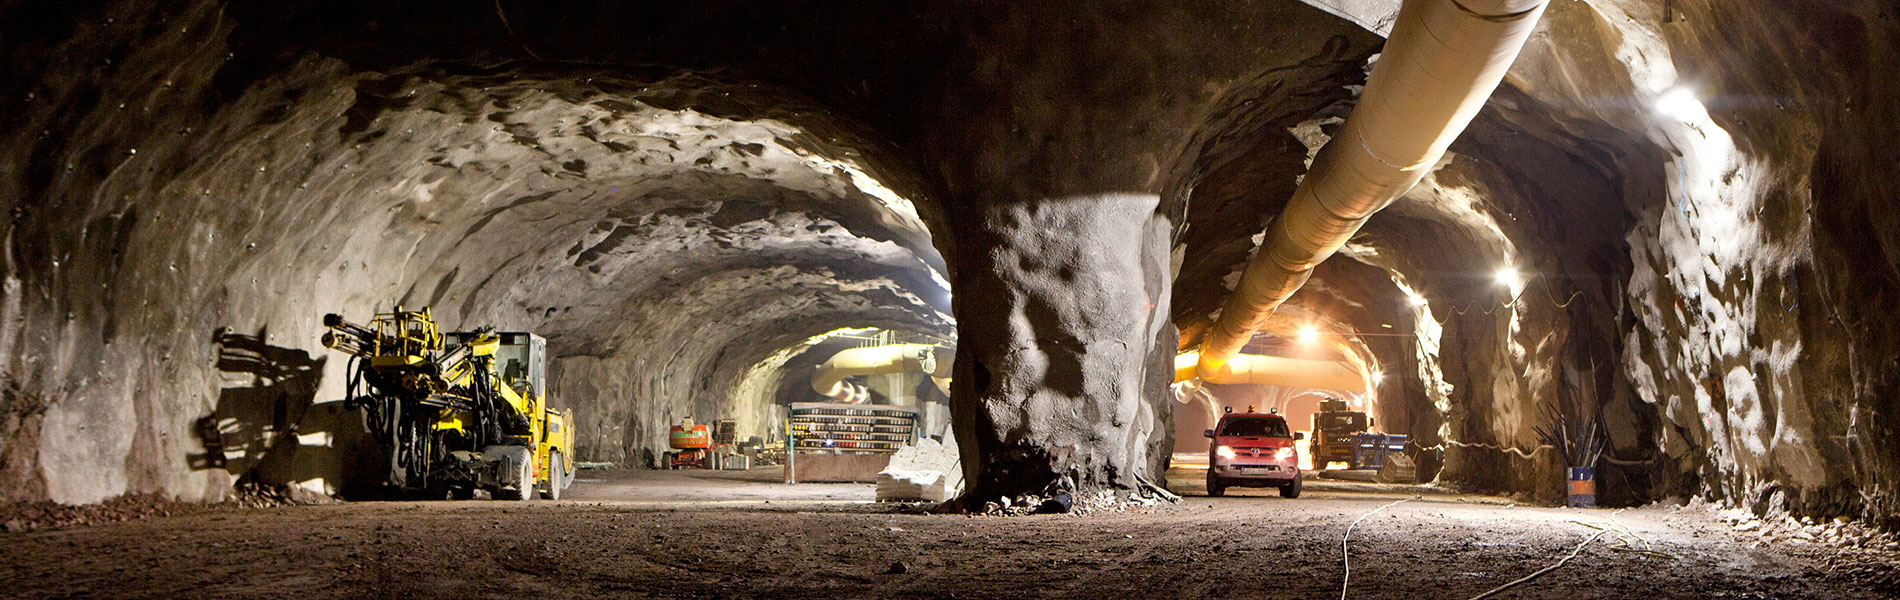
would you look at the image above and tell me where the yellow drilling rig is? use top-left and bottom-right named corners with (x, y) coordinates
top-left (321, 307), bottom-right (575, 500)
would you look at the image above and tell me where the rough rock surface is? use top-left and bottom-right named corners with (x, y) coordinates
top-left (1174, 0), bottom-right (1900, 521)
top-left (0, 1), bottom-right (953, 502)
top-left (3, 0), bottom-right (1900, 531)
top-left (950, 194), bottom-right (1178, 502)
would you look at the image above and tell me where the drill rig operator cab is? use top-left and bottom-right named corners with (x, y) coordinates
top-left (442, 330), bottom-right (547, 414)
top-left (322, 307), bottom-right (576, 500)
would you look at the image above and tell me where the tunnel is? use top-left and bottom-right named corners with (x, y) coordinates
top-left (3, 0), bottom-right (1899, 597)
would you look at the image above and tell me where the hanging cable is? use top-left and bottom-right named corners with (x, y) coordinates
top-left (1411, 439), bottom-right (1552, 460)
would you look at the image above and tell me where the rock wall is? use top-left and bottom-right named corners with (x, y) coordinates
top-left (4, 0), bottom-right (1897, 527)
top-left (0, 1), bottom-right (950, 502)
top-left (1576, 0), bottom-right (1900, 523)
top-left (0, 0), bottom-right (1385, 504)
top-left (950, 194), bottom-right (1177, 501)
top-left (913, 0), bottom-right (1380, 502)
top-left (1418, 0), bottom-right (1900, 521)
top-left (1244, 0), bottom-right (1900, 521)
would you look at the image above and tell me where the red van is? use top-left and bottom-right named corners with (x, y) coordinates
top-left (1204, 409), bottom-right (1304, 498)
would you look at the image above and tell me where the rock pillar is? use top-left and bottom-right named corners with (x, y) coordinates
top-left (950, 193), bottom-right (1176, 504)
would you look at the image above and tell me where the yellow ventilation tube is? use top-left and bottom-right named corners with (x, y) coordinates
top-left (1175, 351), bottom-right (1368, 393)
top-left (1198, 0), bottom-right (1548, 374)
top-left (811, 344), bottom-right (955, 403)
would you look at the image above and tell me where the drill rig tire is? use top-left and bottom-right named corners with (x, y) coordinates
top-left (541, 451), bottom-right (565, 500)
top-left (486, 445), bottom-right (535, 501)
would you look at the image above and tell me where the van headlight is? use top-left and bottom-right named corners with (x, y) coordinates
top-left (1215, 445), bottom-right (1237, 459)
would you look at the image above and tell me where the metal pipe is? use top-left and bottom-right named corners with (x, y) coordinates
top-left (1198, 0), bottom-right (1547, 374)
top-left (811, 344), bottom-right (954, 403)
top-left (1175, 351), bottom-right (1368, 393)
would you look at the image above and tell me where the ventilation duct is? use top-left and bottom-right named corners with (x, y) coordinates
top-left (1198, 0), bottom-right (1548, 374)
top-left (811, 344), bottom-right (956, 403)
top-left (1174, 351), bottom-right (1368, 393)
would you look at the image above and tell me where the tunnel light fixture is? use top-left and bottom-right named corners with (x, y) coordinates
top-left (1296, 325), bottom-right (1320, 344)
top-left (1371, 371), bottom-right (1385, 385)
top-left (1407, 295), bottom-right (1429, 307)
top-left (1493, 266), bottom-right (1521, 288)
top-left (1654, 87), bottom-right (1703, 122)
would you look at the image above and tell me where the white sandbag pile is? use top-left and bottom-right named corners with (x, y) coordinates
top-left (876, 437), bottom-right (964, 503)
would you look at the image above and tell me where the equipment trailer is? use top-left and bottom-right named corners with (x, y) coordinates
top-left (322, 307), bottom-right (575, 500)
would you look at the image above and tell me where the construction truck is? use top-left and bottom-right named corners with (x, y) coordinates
top-left (1311, 398), bottom-right (1407, 471)
top-left (321, 307), bottom-right (575, 500)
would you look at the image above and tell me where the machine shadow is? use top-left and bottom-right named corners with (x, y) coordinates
top-left (193, 327), bottom-right (380, 499)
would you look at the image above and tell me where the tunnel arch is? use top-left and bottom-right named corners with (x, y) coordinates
top-left (1160, 15), bottom-right (1663, 504)
top-left (1, 12), bottom-right (960, 500)
top-left (3, 0), bottom-right (1897, 531)
top-left (240, 66), bottom-right (958, 481)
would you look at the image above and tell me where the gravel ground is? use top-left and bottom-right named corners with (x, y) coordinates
top-left (1, 468), bottom-right (1895, 599)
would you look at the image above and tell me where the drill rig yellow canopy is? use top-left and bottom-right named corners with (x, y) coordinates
top-left (322, 307), bottom-right (575, 500)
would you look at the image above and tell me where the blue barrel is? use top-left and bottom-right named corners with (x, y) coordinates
top-left (1567, 466), bottom-right (1596, 508)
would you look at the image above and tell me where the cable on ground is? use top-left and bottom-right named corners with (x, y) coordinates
top-left (1340, 498), bottom-right (1412, 600)
top-left (1467, 529), bottom-right (1609, 599)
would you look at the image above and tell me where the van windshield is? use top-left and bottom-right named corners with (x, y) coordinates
top-left (1219, 417), bottom-right (1289, 437)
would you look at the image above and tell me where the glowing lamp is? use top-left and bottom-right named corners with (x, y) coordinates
top-left (1493, 266), bottom-right (1521, 288)
top-left (1655, 87), bottom-right (1702, 122)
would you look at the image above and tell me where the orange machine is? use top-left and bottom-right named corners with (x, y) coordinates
top-left (667, 417), bottom-right (712, 468)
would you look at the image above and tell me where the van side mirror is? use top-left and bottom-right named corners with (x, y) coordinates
top-left (1295, 432), bottom-right (1306, 441)
top-left (1203, 429), bottom-right (1214, 439)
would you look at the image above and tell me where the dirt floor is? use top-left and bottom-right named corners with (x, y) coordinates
top-left (563, 466), bottom-right (875, 504)
top-left (3, 466), bottom-right (1897, 599)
